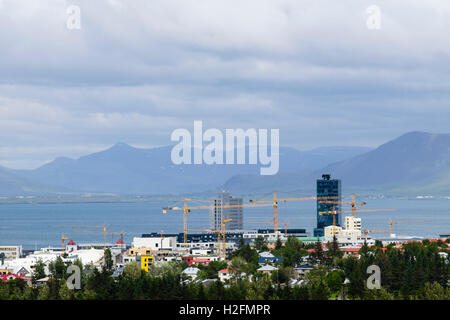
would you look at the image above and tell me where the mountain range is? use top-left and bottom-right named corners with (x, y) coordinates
top-left (1, 131), bottom-right (448, 197)
top-left (223, 132), bottom-right (450, 196)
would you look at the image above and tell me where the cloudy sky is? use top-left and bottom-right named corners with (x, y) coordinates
top-left (0, 0), bottom-right (449, 169)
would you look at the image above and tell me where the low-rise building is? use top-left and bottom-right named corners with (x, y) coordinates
top-left (218, 269), bottom-right (232, 282)
top-left (182, 267), bottom-right (200, 281)
top-left (136, 255), bottom-right (154, 272)
top-left (132, 236), bottom-right (177, 251)
top-left (293, 265), bottom-right (314, 278)
top-left (257, 264), bottom-right (278, 275)
top-left (0, 246), bottom-right (22, 261)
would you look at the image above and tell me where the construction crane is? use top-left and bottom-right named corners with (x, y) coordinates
top-left (61, 233), bottom-right (68, 254)
top-left (388, 219), bottom-right (430, 236)
top-left (319, 207), bottom-right (395, 236)
top-left (318, 206), bottom-right (339, 236)
top-left (363, 229), bottom-right (389, 235)
top-left (318, 193), bottom-right (367, 217)
top-left (54, 225), bottom-right (110, 243)
top-left (221, 219), bottom-right (232, 261)
top-left (163, 199), bottom-right (268, 248)
top-left (73, 229), bottom-right (126, 248)
top-left (163, 194), bottom-right (335, 249)
top-left (249, 191), bottom-right (337, 233)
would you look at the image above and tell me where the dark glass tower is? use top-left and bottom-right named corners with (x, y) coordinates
top-left (313, 174), bottom-right (341, 237)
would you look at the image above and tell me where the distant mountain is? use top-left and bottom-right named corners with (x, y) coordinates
top-left (5, 144), bottom-right (371, 196)
top-left (0, 165), bottom-right (61, 196)
top-left (322, 131), bottom-right (450, 188)
top-left (222, 132), bottom-right (450, 195)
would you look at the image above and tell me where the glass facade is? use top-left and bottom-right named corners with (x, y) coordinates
top-left (314, 174), bottom-right (341, 237)
top-left (210, 192), bottom-right (243, 231)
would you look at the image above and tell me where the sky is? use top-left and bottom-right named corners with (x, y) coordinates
top-left (0, 0), bottom-right (449, 169)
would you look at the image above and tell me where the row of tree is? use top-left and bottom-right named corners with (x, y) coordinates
top-left (0, 238), bottom-right (449, 300)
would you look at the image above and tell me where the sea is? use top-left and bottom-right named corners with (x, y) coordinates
top-left (0, 199), bottom-right (449, 250)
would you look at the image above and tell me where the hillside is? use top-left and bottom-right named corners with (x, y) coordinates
top-left (222, 132), bottom-right (450, 196)
top-left (6, 144), bottom-right (371, 195)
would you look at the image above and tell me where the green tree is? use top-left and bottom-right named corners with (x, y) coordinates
top-left (123, 261), bottom-right (142, 280)
top-left (31, 259), bottom-right (47, 284)
top-left (325, 270), bottom-right (344, 293)
top-left (104, 249), bottom-right (114, 271)
top-left (37, 284), bottom-right (50, 300)
top-left (416, 282), bottom-right (448, 300)
top-left (275, 237), bottom-right (283, 250)
top-left (48, 256), bottom-right (66, 279)
top-left (254, 236), bottom-right (268, 252)
top-left (58, 280), bottom-right (73, 300)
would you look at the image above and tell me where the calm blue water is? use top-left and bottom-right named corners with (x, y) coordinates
top-left (0, 199), bottom-right (449, 249)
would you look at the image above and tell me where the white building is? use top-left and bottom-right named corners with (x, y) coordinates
top-left (132, 236), bottom-right (177, 250)
top-left (243, 230), bottom-right (288, 242)
top-left (218, 269), bottom-right (232, 282)
top-left (0, 246), bottom-right (22, 261)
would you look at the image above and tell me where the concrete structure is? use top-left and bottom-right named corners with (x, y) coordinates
top-left (315, 174), bottom-right (341, 237)
top-left (210, 191), bottom-right (243, 230)
top-left (323, 215), bottom-right (375, 246)
top-left (0, 246), bottom-right (22, 261)
top-left (243, 229), bottom-right (309, 243)
top-left (136, 255), bottom-right (154, 272)
top-left (132, 236), bottom-right (177, 250)
top-left (345, 216), bottom-right (361, 231)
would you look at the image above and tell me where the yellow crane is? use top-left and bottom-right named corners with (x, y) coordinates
top-left (388, 219), bottom-right (430, 236)
top-left (363, 229), bottom-right (390, 235)
top-left (249, 191), bottom-right (337, 233)
top-left (73, 229), bottom-right (126, 248)
top-left (318, 206), bottom-right (339, 236)
top-left (61, 233), bottom-right (68, 254)
top-left (221, 218), bottom-right (232, 261)
top-left (163, 199), bottom-right (268, 248)
top-left (54, 225), bottom-right (111, 246)
top-left (319, 207), bottom-right (395, 236)
top-left (318, 193), bottom-right (367, 217)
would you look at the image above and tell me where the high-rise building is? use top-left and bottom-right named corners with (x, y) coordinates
top-left (314, 174), bottom-right (342, 237)
top-left (210, 191), bottom-right (243, 231)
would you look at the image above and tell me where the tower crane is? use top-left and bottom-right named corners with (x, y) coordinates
top-left (318, 193), bottom-right (367, 217)
top-left (319, 207), bottom-right (395, 236)
top-left (249, 191), bottom-right (337, 233)
top-left (318, 206), bottom-right (339, 236)
top-left (73, 229), bottom-right (126, 248)
top-left (221, 219), bottom-right (232, 261)
top-left (61, 234), bottom-right (68, 254)
top-left (363, 229), bottom-right (389, 235)
top-left (388, 219), bottom-right (430, 236)
top-left (163, 199), bottom-right (268, 248)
